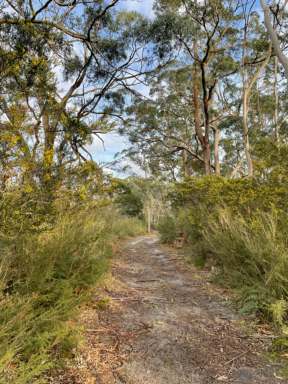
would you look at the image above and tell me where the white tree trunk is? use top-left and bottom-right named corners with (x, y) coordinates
top-left (260, 0), bottom-right (288, 78)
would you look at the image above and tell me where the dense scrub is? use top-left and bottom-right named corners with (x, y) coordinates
top-left (158, 176), bottom-right (288, 331)
top-left (0, 190), bottom-right (144, 384)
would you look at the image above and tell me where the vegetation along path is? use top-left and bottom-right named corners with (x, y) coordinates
top-left (63, 236), bottom-right (287, 384)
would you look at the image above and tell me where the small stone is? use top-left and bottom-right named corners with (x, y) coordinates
top-left (217, 375), bottom-right (228, 381)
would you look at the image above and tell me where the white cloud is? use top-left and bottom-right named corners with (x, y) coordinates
top-left (119, 0), bottom-right (155, 18)
top-left (117, 158), bottom-right (146, 177)
top-left (87, 132), bottom-right (147, 177)
top-left (87, 132), bottom-right (128, 161)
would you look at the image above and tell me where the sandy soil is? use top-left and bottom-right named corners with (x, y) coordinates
top-left (54, 235), bottom-right (287, 383)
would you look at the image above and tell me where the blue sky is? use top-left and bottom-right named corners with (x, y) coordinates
top-left (88, 0), bottom-right (154, 176)
top-left (118, 0), bottom-right (154, 17)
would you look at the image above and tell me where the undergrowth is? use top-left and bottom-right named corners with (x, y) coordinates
top-left (0, 192), bottom-right (145, 384)
top-left (158, 176), bottom-right (288, 352)
top-left (203, 210), bottom-right (288, 321)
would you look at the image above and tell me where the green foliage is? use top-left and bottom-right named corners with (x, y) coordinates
top-left (173, 175), bottom-right (288, 213)
top-left (158, 216), bottom-right (177, 243)
top-left (269, 300), bottom-right (288, 327)
top-left (162, 176), bottom-right (288, 331)
top-left (203, 210), bottom-right (288, 304)
top-left (0, 194), bottom-right (145, 384)
top-left (114, 179), bottom-right (144, 218)
top-left (111, 215), bottom-right (145, 238)
top-left (113, 177), bottom-right (170, 233)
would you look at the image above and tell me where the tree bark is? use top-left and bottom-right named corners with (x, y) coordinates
top-left (260, 0), bottom-right (288, 78)
top-left (241, 13), bottom-right (272, 177)
top-left (192, 41), bottom-right (211, 175)
top-left (274, 56), bottom-right (279, 142)
top-left (192, 63), bottom-right (203, 144)
top-left (213, 126), bottom-right (220, 175)
top-left (146, 203), bottom-right (151, 233)
top-left (182, 150), bottom-right (192, 177)
top-left (242, 88), bottom-right (254, 177)
top-left (203, 139), bottom-right (211, 175)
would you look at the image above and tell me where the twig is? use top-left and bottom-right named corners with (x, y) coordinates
top-left (110, 297), bottom-right (140, 301)
top-left (224, 350), bottom-right (250, 365)
top-left (136, 279), bottom-right (160, 283)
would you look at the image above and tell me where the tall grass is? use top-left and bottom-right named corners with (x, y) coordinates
top-left (158, 205), bottom-right (288, 326)
top-left (0, 204), bottom-right (145, 384)
top-left (202, 211), bottom-right (288, 319)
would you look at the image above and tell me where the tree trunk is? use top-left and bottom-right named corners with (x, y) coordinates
top-left (260, 0), bottom-right (288, 78)
top-left (203, 94), bottom-right (211, 175)
top-left (214, 126), bottom-right (220, 175)
top-left (182, 150), bottom-right (192, 177)
top-left (192, 62), bottom-right (203, 149)
top-left (242, 88), bottom-right (254, 177)
top-left (192, 41), bottom-right (211, 175)
top-left (147, 205), bottom-right (151, 233)
top-left (202, 140), bottom-right (210, 175)
top-left (274, 56), bottom-right (279, 142)
top-left (241, 24), bottom-right (271, 177)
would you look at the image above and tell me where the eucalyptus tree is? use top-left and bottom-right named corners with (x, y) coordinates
top-left (238, 1), bottom-right (273, 176)
top-left (123, 0), bottom-right (285, 179)
top-left (0, 0), bottom-right (148, 191)
top-left (147, 0), bottom-right (240, 175)
top-left (123, 67), bottom-right (206, 179)
top-left (260, 0), bottom-right (288, 78)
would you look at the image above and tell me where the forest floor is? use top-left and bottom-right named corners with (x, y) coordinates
top-left (54, 235), bottom-right (288, 384)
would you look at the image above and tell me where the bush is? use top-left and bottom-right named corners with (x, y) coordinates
top-left (162, 176), bottom-right (288, 329)
top-left (158, 216), bottom-right (177, 244)
top-left (0, 202), bottom-right (145, 384)
top-left (173, 176), bottom-right (288, 214)
top-left (203, 210), bottom-right (288, 320)
top-left (111, 215), bottom-right (145, 238)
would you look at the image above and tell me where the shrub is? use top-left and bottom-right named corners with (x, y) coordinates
top-left (173, 176), bottom-right (288, 214)
top-left (163, 176), bottom-right (288, 329)
top-left (0, 202), bottom-right (144, 384)
top-left (158, 216), bottom-right (177, 244)
top-left (111, 215), bottom-right (145, 238)
top-left (202, 210), bottom-right (288, 321)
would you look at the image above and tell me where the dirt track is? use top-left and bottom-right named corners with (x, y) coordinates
top-left (59, 235), bottom-right (287, 383)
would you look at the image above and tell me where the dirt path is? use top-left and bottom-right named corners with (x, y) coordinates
top-left (61, 235), bottom-right (287, 383)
